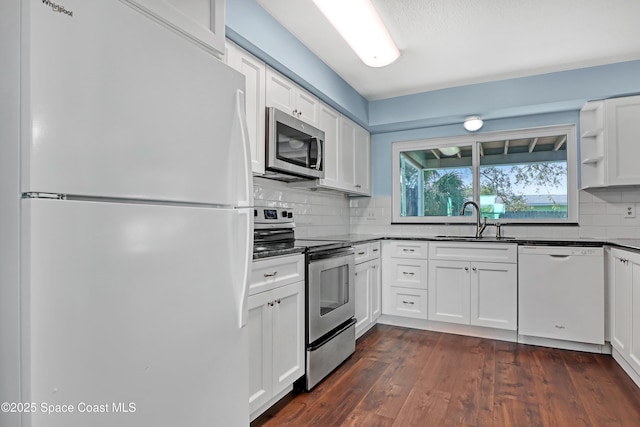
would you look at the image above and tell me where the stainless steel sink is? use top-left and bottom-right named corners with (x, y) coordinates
top-left (435, 235), bottom-right (480, 240)
top-left (435, 235), bottom-right (516, 241)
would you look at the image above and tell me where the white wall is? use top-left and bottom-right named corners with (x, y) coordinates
top-left (350, 188), bottom-right (640, 240)
top-left (253, 177), bottom-right (350, 238)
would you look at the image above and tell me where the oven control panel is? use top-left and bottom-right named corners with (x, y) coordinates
top-left (254, 207), bottom-right (295, 229)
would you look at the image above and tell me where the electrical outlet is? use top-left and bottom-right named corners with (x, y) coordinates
top-left (624, 204), bottom-right (636, 218)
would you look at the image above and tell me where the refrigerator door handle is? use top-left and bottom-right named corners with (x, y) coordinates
top-left (235, 208), bottom-right (253, 328)
top-left (234, 89), bottom-right (253, 208)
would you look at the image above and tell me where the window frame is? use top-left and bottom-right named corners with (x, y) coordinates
top-left (391, 124), bottom-right (578, 224)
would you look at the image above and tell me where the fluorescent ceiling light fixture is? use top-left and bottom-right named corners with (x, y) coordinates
top-left (312, 0), bottom-right (400, 67)
top-left (439, 146), bottom-right (461, 156)
top-left (464, 116), bottom-right (484, 132)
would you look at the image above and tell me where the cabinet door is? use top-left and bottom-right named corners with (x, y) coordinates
top-left (353, 124), bottom-right (371, 195)
top-left (606, 95), bottom-right (640, 185)
top-left (470, 262), bottom-right (517, 330)
top-left (355, 261), bottom-right (372, 337)
top-left (248, 292), bottom-right (273, 414)
top-left (339, 116), bottom-right (357, 189)
top-left (629, 259), bottom-right (640, 374)
top-left (295, 90), bottom-right (320, 127)
top-left (318, 105), bottom-right (342, 188)
top-left (266, 69), bottom-right (296, 115)
top-left (271, 282), bottom-right (305, 396)
top-left (338, 116), bottom-right (371, 195)
top-left (611, 250), bottom-right (631, 353)
top-left (371, 259), bottom-right (382, 321)
top-left (226, 43), bottom-right (266, 175)
top-left (428, 260), bottom-right (470, 324)
top-left (125, 0), bottom-right (225, 56)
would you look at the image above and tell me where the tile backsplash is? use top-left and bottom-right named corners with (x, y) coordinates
top-left (350, 188), bottom-right (640, 239)
top-left (253, 177), bottom-right (350, 238)
top-left (254, 177), bottom-right (640, 240)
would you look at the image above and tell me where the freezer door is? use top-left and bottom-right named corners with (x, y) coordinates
top-left (21, 199), bottom-right (250, 427)
top-left (24, 0), bottom-right (252, 206)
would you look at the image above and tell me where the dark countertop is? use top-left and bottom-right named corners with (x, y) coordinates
top-left (252, 246), bottom-right (305, 260)
top-left (253, 235), bottom-right (640, 260)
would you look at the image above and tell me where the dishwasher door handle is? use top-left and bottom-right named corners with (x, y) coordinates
top-left (550, 254), bottom-right (570, 259)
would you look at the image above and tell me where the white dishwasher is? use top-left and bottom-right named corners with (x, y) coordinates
top-left (518, 245), bottom-right (604, 345)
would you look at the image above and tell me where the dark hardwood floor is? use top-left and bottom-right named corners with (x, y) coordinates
top-left (252, 324), bottom-right (640, 427)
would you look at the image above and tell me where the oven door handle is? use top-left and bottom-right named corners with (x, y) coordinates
top-left (308, 247), bottom-right (354, 261)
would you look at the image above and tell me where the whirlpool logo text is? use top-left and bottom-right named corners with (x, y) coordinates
top-left (42, 0), bottom-right (73, 17)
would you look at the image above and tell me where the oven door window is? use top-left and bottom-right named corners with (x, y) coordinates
top-left (276, 122), bottom-right (320, 169)
top-left (319, 264), bottom-right (349, 316)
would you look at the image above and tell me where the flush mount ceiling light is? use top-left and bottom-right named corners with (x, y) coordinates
top-left (311, 0), bottom-right (400, 67)
top-left (463, 116), bottom-right (484, 132)
top-left (439, 146), bottom-right (461, 156)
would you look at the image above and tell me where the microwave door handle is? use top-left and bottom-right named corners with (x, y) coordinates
top-left (313, 137), bottom-right (322, 171)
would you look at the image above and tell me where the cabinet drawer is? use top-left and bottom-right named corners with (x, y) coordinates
top-left (429, 242), bottom-right (517, 263)
top-left (384, 287), bottom-right (428, 319)
top-left (354, 241), bottom-right (381, 264)
top-left (354, 243), bottom-right (372, 264)
top-left (388, 241), bottom-right (428, 259)
top-left (389, 259), bottom-right (427, 289)
top-left (250, 254), bottom-right (305, 295)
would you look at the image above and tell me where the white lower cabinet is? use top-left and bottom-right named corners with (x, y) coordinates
top-left (381, 241), bottom-right (429, 320)
top-left (609, 247), bottom-right (640, 386)
top-left (248, 255), bottom-right (305, 420)
top-left (354, 242), bottom-right (381, 338)
top-left (428, 243), bottom-right (517, 331)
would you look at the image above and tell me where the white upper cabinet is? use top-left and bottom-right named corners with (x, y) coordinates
top-left (318, 105), bottom-right (342, 188)
top-left (266, 69), bottom-right (320, 127)
top-left (580, 95), bottom-right (640, 188)
top-left (225, 42), bottom-right (266, 175)
top-left (606, 96), bottom-right (640, 185)
top-left (315, 115), bottom-right (371, 196)
top-left (224, 45), bottom-right (372, 195)
top-left (125, 0), bottom-right (225, 57)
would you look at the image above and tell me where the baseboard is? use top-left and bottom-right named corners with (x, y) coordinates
top-left (377, 314), bottom-right (518, 343)
top-left (612, 348), bottom-right (640, 390)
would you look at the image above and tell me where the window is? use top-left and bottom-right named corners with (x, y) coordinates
top-left (392, 125), bottom-right (577, 224)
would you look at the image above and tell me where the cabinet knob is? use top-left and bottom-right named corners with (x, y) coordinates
top-left (402, 271), bottom-right (415, 276)
top-left (464, 267), bottom-right (469, 271)
top-left (402, 300), bottom-right (415, 305)
top-left (472, 267), bottom-right (477, 272)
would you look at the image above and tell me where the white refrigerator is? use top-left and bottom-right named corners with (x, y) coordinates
top-left (1, 1), bottom-right (253, 426)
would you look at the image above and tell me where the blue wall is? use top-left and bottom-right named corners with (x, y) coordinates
top-left (226, 0), bottom-right (368, 126)
top-left (226, 0), bottom-right (640, 196)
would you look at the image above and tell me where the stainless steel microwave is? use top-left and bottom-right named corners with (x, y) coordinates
top-left (266, 107), bottom-right (325, 180)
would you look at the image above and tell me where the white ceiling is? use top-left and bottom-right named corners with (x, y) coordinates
top-left (256, 0), bottom-right (640, 101)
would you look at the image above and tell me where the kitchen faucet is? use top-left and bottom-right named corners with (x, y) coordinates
top-left (460, 201), bottom-right (487, 238)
